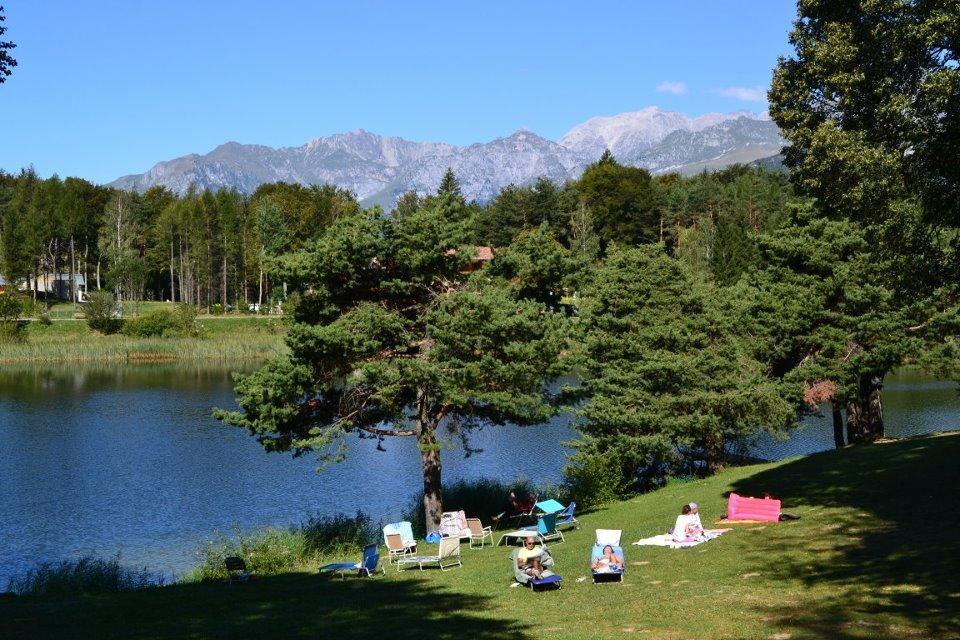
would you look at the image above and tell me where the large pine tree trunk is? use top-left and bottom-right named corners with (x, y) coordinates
top-left (831, 401), bottom-right (845, 448)
top-left (417, 388), bottom-right (443, 531)
top-left (862, 373), bottom-right (884, 442)
top-left (845, 373), bottom-right (885, 444)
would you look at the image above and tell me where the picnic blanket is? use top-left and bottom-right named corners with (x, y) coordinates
top-left (632, 529), bottom-right (731, 549)
top-left (715, 518), bottom-right (769, 525)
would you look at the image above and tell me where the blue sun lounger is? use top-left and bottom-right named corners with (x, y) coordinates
top-left (591, 529), bottom-right (625, 584)
top-left (319, 543), bottom-right (383, 578)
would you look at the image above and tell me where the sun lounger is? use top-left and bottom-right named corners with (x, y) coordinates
top-left (319, 543), bottom-right (384, 578)
top-left (555, 501), bottom-right (578, 530)
top-left (396, 536), bottom-right (462, 571)
top-left (590, 529), bottom-right (624, 583)
top-left (511, 545), bottom-right (561, 592)
top-left (521, 513), bottom-right (564, 544)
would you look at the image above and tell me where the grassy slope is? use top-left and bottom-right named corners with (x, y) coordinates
top-left (1, 316), bottom-right (287, 363)
top-left (3, 434), bottom-right (959, 640)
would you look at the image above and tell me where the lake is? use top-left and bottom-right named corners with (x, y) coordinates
top-left (0, 364), bottom-right (956, 584)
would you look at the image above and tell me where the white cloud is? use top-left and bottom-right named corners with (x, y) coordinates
top-left (713, 86), bottom-right (767, 102)
top-left (656, 81), bottom-right (688, 95)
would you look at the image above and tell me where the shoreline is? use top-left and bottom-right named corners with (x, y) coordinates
top-left (1, 316), bottom-right (287, 365)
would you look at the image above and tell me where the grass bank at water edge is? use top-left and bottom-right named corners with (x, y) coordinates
top-left (2, 432), bottom-right (958, 639)
top-left (0, 317), bottom-right (287, 363)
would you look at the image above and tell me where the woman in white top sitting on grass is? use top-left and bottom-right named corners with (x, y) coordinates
top-left (672, 502), bottom-right (708, 542)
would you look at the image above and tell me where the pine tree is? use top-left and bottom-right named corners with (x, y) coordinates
top-left (567, 245), bottom-right (792, 501)
top-left (216, 200), bottom-right (567, 529)
top-left (437, 168), bottom-right (463, 202)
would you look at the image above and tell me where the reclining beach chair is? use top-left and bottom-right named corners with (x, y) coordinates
top-left (224, 556), bottom-right (251, 584)
top-left (522, 513), bottom-right (564, 544)
top-left (499, 513), bottom-right (564, 546)
top-left (555, 501), bottom-right (579, 530)
top-left (590, 529), bottom-right (625, 584)
top-left (511, 545), bottom-right (562, 592)
top-left (383, 521), bottom-right (417, 562)
top-left (396, 536), bottom-right (462, 572)
top-left (466, 517), bottom-right (493, 549)
top-left (319, 543), bottom-right (384, 578)
top-left (439, 510), bottom-right (471, 541)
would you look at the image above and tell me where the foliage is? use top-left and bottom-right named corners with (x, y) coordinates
top-left (770, 0), bottom-right (959, 229)
top-left (485, 223), bottom-right (574, 308)
top-left (577, 151), bottom-right (657, 246)
top-left (0, 290), bottom-right (21, 323)
top-left (81, 290), bottom-right (122, 334)
top-left (217, 190), bottom-right (569, 529)
top-left (768, 0), bottom-right (960, 442)
top-left (0, 5), bottom-right (15, 83)
top-left (188, 513), bottom-right (375, 582)
top-left (6, 555), bottom-right (161, 597)
top-left (568, 245), bottom-right (793, 498)
top-left (121, 305), bottom-right (200, 338)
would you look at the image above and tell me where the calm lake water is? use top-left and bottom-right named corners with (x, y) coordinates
top-left (0, 364), bottom-right (956, 584)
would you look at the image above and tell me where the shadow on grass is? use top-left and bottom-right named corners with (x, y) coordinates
top-left (1, 571), bottom-right (535, 640)
top-left (730, 433), bottom-right (960, 639)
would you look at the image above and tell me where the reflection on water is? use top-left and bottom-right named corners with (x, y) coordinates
top-left (0, 364), bottom-right (956, 583)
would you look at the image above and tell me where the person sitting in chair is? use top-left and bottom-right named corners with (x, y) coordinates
top-left (517, 535), bottom-right (544, 579)
top-left (591, 544), bottom-right (623, 572)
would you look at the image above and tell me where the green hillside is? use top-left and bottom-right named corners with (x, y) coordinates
top-left (3, 433), bottom-right (958, 640)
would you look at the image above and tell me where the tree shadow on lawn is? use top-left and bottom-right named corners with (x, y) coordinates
top-left (729, 433), bottom-right (960, 639)
top-left (1, 571), bottom-right (535, 640)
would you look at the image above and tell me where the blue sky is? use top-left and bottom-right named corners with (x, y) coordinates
top-left (0, 1), bottom-right (797, 184)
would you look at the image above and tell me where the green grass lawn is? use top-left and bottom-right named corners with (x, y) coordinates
top-left (3, 434), bottom-right (958, 640)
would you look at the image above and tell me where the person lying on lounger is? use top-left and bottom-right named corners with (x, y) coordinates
top-left (591, 544), bottom-right (623, 572)
top-left (517, 535), bottom-right (545, 579)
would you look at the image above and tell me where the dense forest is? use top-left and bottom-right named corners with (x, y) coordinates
top-left (0, 157), bottom-right (790, 309)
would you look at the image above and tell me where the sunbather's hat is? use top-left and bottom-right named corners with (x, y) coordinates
top-left (688, 502), bottom-right (698, 509)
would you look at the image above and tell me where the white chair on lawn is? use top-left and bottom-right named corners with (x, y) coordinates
top-left (396, 536), bottom-right (463, 572)
top-left (466, 517), bottom-right (493, 549)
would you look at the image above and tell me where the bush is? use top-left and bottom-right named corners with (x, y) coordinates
top-left (6, 555), bottom-right (162, 597)
top-left (210, 303), bottom-right (224, 315)
top-left (0, 292), bottom-right (22, 323)
top-left (0, 319), bottom-right (27, 342)
top-left (0, 293), bottom-right (26, 342)
top-left (82, 291), bottom-right (122, 334)
top-left (187, 512), bottom-right (376, 582)
top-left (301, 511), bottom-right (376, 555)
top-left (121, 305), bottom-right (201, 338)
top-left (122, 309), bottom-right (174, 337)
top-left (402, 478), bottom-right (548, 537)
top-left (563, 437), bottom-right (677, 507)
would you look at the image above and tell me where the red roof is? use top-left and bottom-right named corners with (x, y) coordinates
top-left (445, 246), bottom-right (494, 261)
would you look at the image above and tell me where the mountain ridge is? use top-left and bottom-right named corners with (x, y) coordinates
top-left (110, 108), bottom-right (784, 207)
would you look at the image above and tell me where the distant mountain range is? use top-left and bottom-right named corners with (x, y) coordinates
top-left (110, 107), bottom-right (784, 207)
